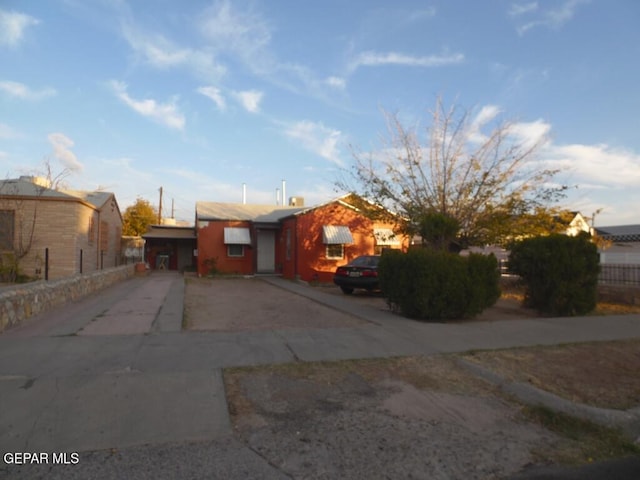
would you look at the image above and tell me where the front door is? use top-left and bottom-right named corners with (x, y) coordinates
top-left (257, 230), bottom-right (276, 273)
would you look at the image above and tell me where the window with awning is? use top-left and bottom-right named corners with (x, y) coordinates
top-left (322, 225), bottom-right (354, 244)
top-left (374, 228), bottom-right (400, 246)
top-left (224, 227), bottom-right (251, 245)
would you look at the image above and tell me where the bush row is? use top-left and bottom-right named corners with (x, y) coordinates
top-left (378, 249), bottom-right (500, 321)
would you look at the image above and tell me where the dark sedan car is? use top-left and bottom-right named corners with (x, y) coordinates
top-left (333, 255), bottom-right (381, 294)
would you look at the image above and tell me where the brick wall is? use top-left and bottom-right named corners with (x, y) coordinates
top-left (0, 264), bottom-right (135, 333)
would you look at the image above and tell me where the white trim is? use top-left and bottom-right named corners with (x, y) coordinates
top-left (374, 228), bottom-right (400, 246)
top-left (322, 225), bottom-right (353, 244)
top-left (224, 227), bottom-right (251, 245)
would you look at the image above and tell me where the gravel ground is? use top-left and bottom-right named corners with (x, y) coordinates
top-left (184, 277), bottom-right (366, 331)
top-left (229, 368), bottom-right (557, 480)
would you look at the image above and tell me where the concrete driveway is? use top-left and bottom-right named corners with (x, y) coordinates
top-left (1, 272), bottom-right (639, 479)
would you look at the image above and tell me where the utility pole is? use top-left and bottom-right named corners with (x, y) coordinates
top-left (158, 186), bottom-right (163, 224)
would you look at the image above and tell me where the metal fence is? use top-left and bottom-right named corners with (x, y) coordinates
top-left (498, 260), bottom-right (640, 286)
top-left (598, 264), bottom-right (640, 286)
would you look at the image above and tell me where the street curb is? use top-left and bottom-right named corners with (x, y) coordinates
top-left (457, 358), bottom-right (640, 442)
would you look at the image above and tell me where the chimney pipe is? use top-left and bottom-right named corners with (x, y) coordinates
top-left (242, 183), bottom-right (247, 204)
top-left (276, 188), bottom-right (280, 205)
top-left (281, 179), bottom-right (286, 206)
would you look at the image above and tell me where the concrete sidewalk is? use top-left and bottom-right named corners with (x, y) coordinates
top-left (1, 272), bottom-right (639, 480)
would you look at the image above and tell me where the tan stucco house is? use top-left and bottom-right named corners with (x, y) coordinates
top-left (0, 176), bottom-right (123, 281)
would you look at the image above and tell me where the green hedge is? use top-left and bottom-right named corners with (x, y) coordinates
top-left (508, 234), bottom-right (599, 316)
top-left (378, 249), bottom-right (500, 321)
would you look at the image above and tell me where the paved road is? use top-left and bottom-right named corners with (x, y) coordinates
top-left (1, 272), bottom-right (639, 479)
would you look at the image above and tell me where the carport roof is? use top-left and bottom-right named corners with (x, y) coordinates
top-left (196, 202), bottom-right (305, 222)
top-left (143, 225), bottom-right (197, 239)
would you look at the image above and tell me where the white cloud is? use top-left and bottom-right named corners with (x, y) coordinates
top-left (197, 2), bottom-right (346, 101)
top-left (121, 24), bottom-right (226, 80)
top-left (48, 133), bottom-right (83, 171)
top-left (197, 86), bottom-right (226, 111)
top-left (233, 90), bottom-right (263, 113)
top-left (473, 105), bottom-right (502, 127)
top-left (283, 120), bottom-right (343, 166)
top-left (109, 80), bottom-right (185, 130)
top-left (325, 76), bottom-right (346, 90)
top-left (0, 9), bottom-right (39, 47)
top-left (198, 0), bottom-right (272, 68)
top-left (513, 0), bottom-right (588, 35)
top-left (0, 80), bottom-right (56, 100)
top-left (544, 143), bottom-right (640, 188)
top-left (0, 122), bottom-right (22, 139)
top-left (349, 51), bottom-right (464, 72)
top-left (467, 105), bottom-right (503, 143)
top-left (508, 119), bottom-right (552, 149)
top-left (509, 2), bottom-right (539, 16)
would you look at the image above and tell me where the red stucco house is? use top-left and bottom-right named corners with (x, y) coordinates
top-left (195, 195), bottom-right (407, 282)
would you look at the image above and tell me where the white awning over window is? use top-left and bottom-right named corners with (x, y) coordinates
top-left (224, 227), bottom-right (251, 245)
top-left (374, 228), bottom-right (401, 246)
top-left (322, 225), bottom-right (354, 244)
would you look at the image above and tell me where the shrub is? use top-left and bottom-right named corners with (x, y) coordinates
top-left (378, 249), bottom-right (500, 321)
top-left (202, 257), bottom-right (219, 276)
top-left (508, 233), bottom-right (599, 316)
top-left (466, 252), bottom-right (502, 315)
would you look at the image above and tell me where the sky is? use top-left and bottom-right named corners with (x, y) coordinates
top-left (1, 0), bottom-right (639, 227)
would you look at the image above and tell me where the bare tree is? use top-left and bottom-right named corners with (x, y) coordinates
top-left (339, 97), bottom-right (567, 246)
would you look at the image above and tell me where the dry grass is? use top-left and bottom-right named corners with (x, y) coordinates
top-left (463, 339), bottom-right (640, 410)
top-left (523, 405), bottom-right (640, 465)
top-left (594, 302), bottom-right (640, 315)
top-left (499, 284), bottom-right (640, 315)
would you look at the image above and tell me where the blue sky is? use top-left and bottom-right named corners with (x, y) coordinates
top-left (1, 0), bottom-right (639, 226)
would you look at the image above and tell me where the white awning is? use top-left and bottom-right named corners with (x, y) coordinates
top-left (374, 228), bottom-right (401, 246)
top-left (224, 227), bottom-right (251, 245)
top-left (322, 225), bottom-right (354, 244)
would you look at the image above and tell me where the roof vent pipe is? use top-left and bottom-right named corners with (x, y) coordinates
top-left (281, 179), bottom-right (286, 206)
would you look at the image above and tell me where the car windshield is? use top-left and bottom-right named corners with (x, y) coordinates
top-left (349, 256), bottom-right (379, 267)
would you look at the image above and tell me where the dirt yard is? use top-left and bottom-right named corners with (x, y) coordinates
top-left (184, 276), bottom-right (640, 478)
top-left (224, 350), bottom-right (640, 479)
top-left (183, 277), bottom-right (365, 331)
top-left (225, 356), bottom-right (559, 479)
top-left (462, 339), bottom-right (640, 410)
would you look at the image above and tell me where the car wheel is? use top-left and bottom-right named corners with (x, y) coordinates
top-left (340, 287), bottom-right (354, 295)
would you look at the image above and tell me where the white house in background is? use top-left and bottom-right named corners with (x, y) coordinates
top-left (563, 212), bottom-right (591, 236)
top-left (596, 225), bottom-right (640, 264)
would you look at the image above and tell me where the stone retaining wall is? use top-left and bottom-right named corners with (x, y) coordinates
top-left (0, 264), bottom-right (135, 333)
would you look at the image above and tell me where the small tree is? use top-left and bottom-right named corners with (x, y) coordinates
top-left (339, 96), bottom-right (567, 247)
top-left (417, 211), bottom-right (461, 251)
top-left (122, 198), bottom-right (157, 236)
